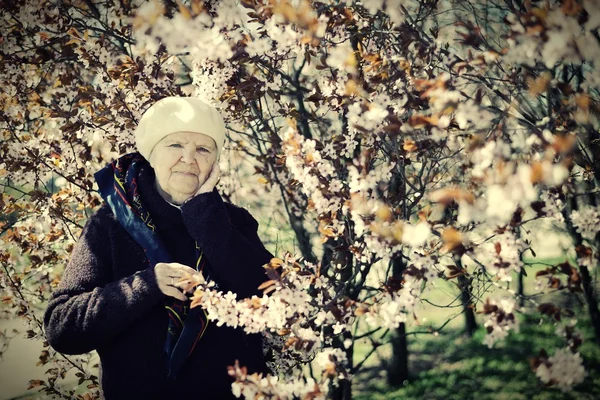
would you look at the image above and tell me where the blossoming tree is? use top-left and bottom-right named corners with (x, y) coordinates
top-left (1, 0), bottom-right (599, 399)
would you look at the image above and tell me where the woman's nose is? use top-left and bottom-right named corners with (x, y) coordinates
top-left (181, 146), bottom-right (195, 163)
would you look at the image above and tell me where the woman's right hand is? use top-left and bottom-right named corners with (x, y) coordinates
top-left (155, 262), bottom-right (199, 301)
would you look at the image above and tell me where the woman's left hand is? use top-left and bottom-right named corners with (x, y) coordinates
top-left (196, 163), bottom-right (220, 195)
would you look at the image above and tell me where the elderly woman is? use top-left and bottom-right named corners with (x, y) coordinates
top-left (44, 97), bottom-right (272, 399)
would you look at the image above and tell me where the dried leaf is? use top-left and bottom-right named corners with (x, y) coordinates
top-left (257, 279), bottom-right (277, 291)
top-left (27, 380), bottom-right (45, 390)
top-left (429, 188), bottom-right (475, 205)
top-left (527, 72), bottom-right (551, 97)
top-left (403, 139), bottom-right (418, 152)
top-left (535, 268), bottom-right (551, 277)
top-left (494, 242), bottom-right (502, 255)
top-left (446, 264), bottom-right (464, 279)
top-left (575, 93), bottom-right (590, 110)
top-left (265, 258), bottom-right (284, 270)
top-left (354, 304), bottom-right (369, 316)
top-left (441, 227), bottom-right (463, 253)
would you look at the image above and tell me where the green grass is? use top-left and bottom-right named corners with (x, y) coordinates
top-left (350, 255), bottom-right (600, 399)
top-left (353, 315), bottom-right (600, 400)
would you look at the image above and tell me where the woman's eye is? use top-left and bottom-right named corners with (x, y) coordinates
top-left (169, 144), bottom-right (182, 148)
top-left (196, 147), bottom-right (208, 153)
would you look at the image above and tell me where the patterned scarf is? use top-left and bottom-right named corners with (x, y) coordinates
top-left (95, 152), bottom-right (209, 379)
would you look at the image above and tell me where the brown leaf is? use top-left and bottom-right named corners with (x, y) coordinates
top-left (318, 220), bottom-right (336, 237)
top-left (538, 303), bottom-right (563, 321)
top-left (381, 123), bottom-right (402, 134)
top-left (535, 268), bottom-right (551, 277)
top-left (530, 161), bottom-right (544, 184)
top-left (36, 350), bottom-right (50, 366)
top-left (257, 279), bottom-right (277, 291)
top-left (549, 277), bottom-right (562, 289)
top-left (558, 262), bottom-right (572, 276)
top-left (354, 304), bottom-right (369, 316)
top-left (575, 93), bottom-right (590, 111)
top-left (375, 206), bottom-right (393, 222)
top-left (552, 133), bottom-right (577, 154)
top-left (266, 258), bottom-right (284, 269)
top-left (567, 268), bottom-right (582, 292)
top-left (481, 298), bottom-right (499, 314)
top-left (408, 115), bottom-right (438, 128)
top-left (527, 72), bottom-right (551, 97)
top-left (262, 285), bottom-right (277, 296)
top-left (575, 245), bottom-right (592, 258)
top-left (176, 0), bottom-right (192, 19)
top-left (562, 0), bottom-right (583, 16)
top-left (403, 139), bottom-right (418, 152)
top-left (285, 337), bottom-right (299, 349)
top-left (537, 303), bottom-right (556, 315)
top-left (190, 0), bottom-right (205, 14)
top-left (441, 227), bottom-right (464, 253)
top-left (27, 380), bottom-right (45, 390)
top-left (429, 188), bottom-right (475, 205)
top-left (528, 356), bottom-right (542, 371)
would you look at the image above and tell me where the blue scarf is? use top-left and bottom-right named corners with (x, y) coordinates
top-left (95, 152), bottom-right (209, 379)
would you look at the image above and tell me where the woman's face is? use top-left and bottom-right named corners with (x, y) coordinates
top-left (149, 131), bottom-right (218, 205)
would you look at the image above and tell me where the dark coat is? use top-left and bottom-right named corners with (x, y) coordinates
top-left (44, 164), bottom-right (272, 399)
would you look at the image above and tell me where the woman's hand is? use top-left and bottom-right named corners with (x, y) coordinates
top-left (196, 163), bottom-right (220, 195)
top-left (154, 262), bottom-right (199, 301)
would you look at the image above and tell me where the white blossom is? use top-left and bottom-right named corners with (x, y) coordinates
top-left (570, 205), bottom-right (600, 241)
top-left (482, 298), bottom-right (519, 348)
top-left (535, 348), bottom-right (587, 391)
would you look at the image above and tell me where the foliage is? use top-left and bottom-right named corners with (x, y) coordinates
top-left (1, 0), bottom-right (600, 399)
top-left (355, 316), bottom-right (600, 400)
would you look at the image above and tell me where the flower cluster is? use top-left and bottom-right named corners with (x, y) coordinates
top-left (481, 298), bottom-right (519, 348)
top-left (539, 191), bottom-right (565, 223)
top-left (359, 255), bottom-right (435, 330)
top-left (534, 348), bottom-right (587, 391)
top-left (471, 231), bottom-right (526, 282)
top-left (349, 193), bottom-right (431, 261)
top-left (570, 205), bottom-right (600, 241)
top-left (190, 274), bottom-right (315, 335)
top-left (186, 255), bottom-right (355, 398)
top-left (229, 360), bottom-right (329, 400)
top-left (456, 160), bottom-right (569, 226)
top-left (282, 127), bottom-right (346, 237)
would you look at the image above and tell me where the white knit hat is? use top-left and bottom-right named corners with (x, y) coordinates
top-left (134, 97), bottom-right (226, 160)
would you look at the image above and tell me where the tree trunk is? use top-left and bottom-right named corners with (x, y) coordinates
top-left (515, 228), bottom-right (526, 307)
top-left (562, 195), bottom-right (600, 345)
top-left (331, 379), bottom-right (352, 400)
top-left (330, 332), bottom-right (353, 400)
top-left (454, 255), bottom-right (477, 336)
top-left (325, 237), bottom-right (354, 400)
top-left (580, 265), bottom-right (600, 346)
top-left (387, 256), bottom-right (410, 387)
top-left (517, 267), bottom-right (525, 308)
top-left (289, 213), bottom-right (317, 264)
top-left (458, 274), bottom-right (478, 336)
top-left (388, 321), bottom-right (409, 387)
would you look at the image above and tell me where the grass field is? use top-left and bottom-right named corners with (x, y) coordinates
top-left (350, 255), bottom-right (600, 400)
top-left (353, 315), bottom-right (600, 400)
